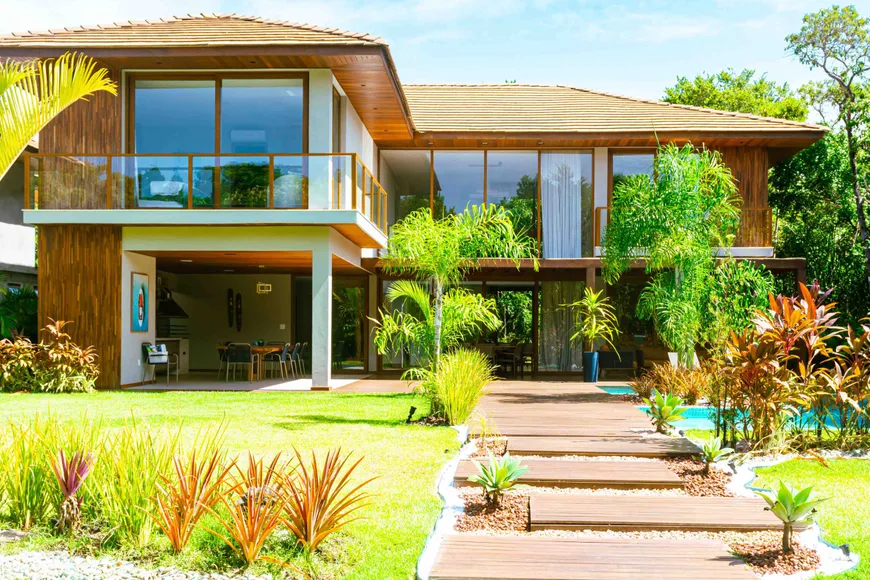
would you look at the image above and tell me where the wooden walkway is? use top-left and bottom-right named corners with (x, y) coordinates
top-left (430, 535), bottom-right (755, 580)
top-left (454, 458), bottom-right (683, 489)
top-left (507, 435), bottom-right (701, 457)
top-left (530, 495), bottom-right (792, 532)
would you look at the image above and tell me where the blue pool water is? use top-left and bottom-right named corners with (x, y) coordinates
top-left (598, 386), bottom-right (635, 395)
top-left (637, 405), bottom-right (867, 431)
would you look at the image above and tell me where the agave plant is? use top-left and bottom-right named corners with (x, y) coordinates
top-left (643, 389), bottom-right (687, 434)
top-left (283, 448), bottom-right (375, 554)
top-left (755, 481), bottom-right (826, 553)
top-left (50, 450), bottom-right (95, 534)
top-left (698, 437), bottom-right (734, 476)
top-left (467, 452), bottom-right (529, 506)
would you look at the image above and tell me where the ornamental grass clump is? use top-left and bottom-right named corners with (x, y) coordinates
top-left (89, 418), bottom-right (180, 548)
top-left (50, 450), bottom-right (94, 534)
top-left (150, 427), bottom-right (232, 553)
top-left (643, 389), bottom-right (687, 434)
top-left (3, 417), bottom-right (58, 530)
top-left (467, 452), bottom-right (529, 506)
top-left (283, 448), bottom-right (375, 554)
top-left (631, 362), bottom-right (711, 404)
top-left (755, 481), bottom-right (826, 553)
top-left (414, 347), bottom-right (497, 425)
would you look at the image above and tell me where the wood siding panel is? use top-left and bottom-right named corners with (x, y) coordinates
top-left (38, 225), bottom-right (122, 389)
top-left (716, 146), bottom-right (771, 247)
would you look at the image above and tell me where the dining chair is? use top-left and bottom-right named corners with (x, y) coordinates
top-left (299, 342), bottom-right (309, 376)
top-left (141, 342), bottom-right (179, 385)
top-left (287, 342), bottom-right (302, 379)
top-left (226, 343), bottom-right (259, 382)
top-left (217, 341), bottom-right (231, 378)
top-left (264, 343), bottom-right (292, 379)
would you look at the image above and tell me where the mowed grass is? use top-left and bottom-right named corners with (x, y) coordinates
top-left (0, 390), bottom-right (459, 580)
top-left (754, 458), bottom-right (870, 580)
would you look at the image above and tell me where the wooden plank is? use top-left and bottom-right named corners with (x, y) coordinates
top-left (430, 535), bottom-right (755, 580)
top-left (507, 436), bottom-right (701, 458)
top-left (530, 495), bottom-right (795, 532)
top-left (454, 459), bottom-right (683, 489)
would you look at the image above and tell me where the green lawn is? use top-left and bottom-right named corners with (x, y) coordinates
top-left (754, 459), bottom-right (870, 580)
top-left (0, 391), bottom-right (459, 580)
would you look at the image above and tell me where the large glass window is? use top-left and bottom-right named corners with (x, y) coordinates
top-left (433, 151), bottom-right (484, 218)
top-left (380, 150), bottom-right (431, 227)
top-left (486, 152), bottom-right (538, 238)
top-left (134, 80), bottom-right (216, 155)
top-left (541, 151), bottom-right (593, 258)
top-left (220, 79), bottom-right (304, 154)
top-left (611, 151), bottom-right (654, 191)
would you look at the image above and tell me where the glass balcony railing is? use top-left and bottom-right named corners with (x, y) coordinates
top-left (24, 153), bottom-right (388, 233)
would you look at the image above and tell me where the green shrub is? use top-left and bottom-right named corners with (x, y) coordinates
top-left (414, 347), bottom-right (496, 425)
top-left (631, 362), bottom-right (710, 404)
top-left (467, 452), bottom-right (529, 506)
top-left (0, 320), bottom-right (99, 393)
top-left (643, 389), bottom-right (687, 433)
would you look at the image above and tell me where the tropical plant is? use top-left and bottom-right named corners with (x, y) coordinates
top-left (379, 205), bottom-right (537, 367)
top-left (702, 259), bottom-right (774, 351)
top-left (643, 389), bottom-right (687, 434)
top-left (0, 53), bottom-right (117, 180)
top-left (755, 481), bottom-right (826, 553)
top-left (0, 284), bottom-right (38, 340)
top-left (410, 347), bottom-right (497, 425)
top-left (563, 287), bottom-right (619, 352)
top-left (373, 281), bottom-right (500, 367)
top-left (602, 143), bottom-right (742, 367)
top-left (50, 450), bottom-right (95, 534)
top-left (631, 362), bottom-right (711, 405)
top-left (150, 443), bottom-right (233, 553)
top-left (88, 419), bottom-right (180, 548)
top-left (467, 452), bottom-right (529, 506)
top-left (283, 448), bottom-right (375, 554)
top-left (4, 417), bottom-right (57, 529)
top-left (204, 452), bottom-right (292, 567)
top-left (698, 437), bottom-right (734, 476)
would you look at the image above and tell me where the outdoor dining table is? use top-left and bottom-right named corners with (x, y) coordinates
top-left (216, 345), bottom-right (281, 382)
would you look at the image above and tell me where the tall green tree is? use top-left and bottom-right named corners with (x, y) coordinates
top-left (0, 53), bottom-right (116, 180)
top-left (787, 5), bottom-right (870, 290)
top-left (602, 143), bottom-right (741, 365)
top-left (662, 68), bottom-right (808, 121)
top-left (379, 205), bottom-right (538, 366)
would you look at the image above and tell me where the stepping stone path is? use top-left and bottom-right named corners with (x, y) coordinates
top-left (430, 382), bottom-right (763, 579)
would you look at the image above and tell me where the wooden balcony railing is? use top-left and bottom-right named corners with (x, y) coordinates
top-left (24, 152), bottom-right (388, 233)
top-left (593, 206), bottom-right (773, 248)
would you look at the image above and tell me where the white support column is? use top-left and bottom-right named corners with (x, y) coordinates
top-left (311, 245), bottom-right (332, 388)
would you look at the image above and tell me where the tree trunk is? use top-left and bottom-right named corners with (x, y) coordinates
top-left (433, 280), bottom-right (444, 368)
top-left (782, 523), bottom-right (792, 554)
top-left (846, 127), bottom-right (870, 290)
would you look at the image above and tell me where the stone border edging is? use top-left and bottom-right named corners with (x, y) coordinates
top-left (416, 424), bottom-right (471, 580)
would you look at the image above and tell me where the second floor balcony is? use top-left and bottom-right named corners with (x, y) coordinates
top-left (23, 152), bottom-right (388, 247)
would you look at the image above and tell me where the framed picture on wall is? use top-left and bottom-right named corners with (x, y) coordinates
top-left (131, 272), bottom-right (149, 333)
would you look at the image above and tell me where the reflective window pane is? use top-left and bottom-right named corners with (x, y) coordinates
top-left (380, 150), bottom-right (431, 226)
top-left (333, 279), bottom-right (366, 371)
top-left (611, 152), bottom-right (654, 191)
top-left (134, 80), bottom-right (216, 154)
top-left (220, 79), bottom-right (304, 154)
top-left (486, 152), bottom-right (538, 238)
top-left (433, 151), bottom-right (484, 218)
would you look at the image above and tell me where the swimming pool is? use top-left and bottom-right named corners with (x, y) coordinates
top-left (636, 405), bottom-right (867, 431)
top-left (598, 386), bottom-right (635, 396)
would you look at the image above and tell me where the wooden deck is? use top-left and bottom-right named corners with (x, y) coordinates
top-left (530, 495), bottom-right (794, 532)
top-left (507, 435), bottom-right (701, 457)
top-left (430, 535), bottom-right (755, 580)
top-left (454, 458), bottom-right (683, 489)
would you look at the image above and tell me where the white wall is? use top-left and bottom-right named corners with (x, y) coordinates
top-left (342, 93), bottom-right (375, 169)
top-left (0, 223), bottom-right (35, 268)
top-left (309, 69), bottom-right (336, 210)
top-left (171, 273), bottom-right (294, 371)
top-left (120, 251), bottom-right (157, 386)
top-left (593, 147), bottom-right (609, 248)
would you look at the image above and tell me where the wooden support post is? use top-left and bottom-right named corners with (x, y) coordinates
top-left (268, 155), bottom-right (275, 209)
top-left (24, 155), bottom-right (30, 210)
top-left (351, 154), bottom-right (358, 210)
top-left (187, 156), bottom-right (194, 209)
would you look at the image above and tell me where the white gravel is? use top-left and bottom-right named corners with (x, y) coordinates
top-left (0, 551), bottom-right (271, 580)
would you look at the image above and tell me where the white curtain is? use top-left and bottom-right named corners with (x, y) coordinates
top-left (541, 152), bottom-right (592, 258)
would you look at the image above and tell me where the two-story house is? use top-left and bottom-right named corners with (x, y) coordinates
top-left (0, 14), bottom-right (826, 389)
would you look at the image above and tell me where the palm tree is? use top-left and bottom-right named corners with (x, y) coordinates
top-left (1, 53), bottom-right (117, 180)
top-left (380, 205), bottom-right (538, 366)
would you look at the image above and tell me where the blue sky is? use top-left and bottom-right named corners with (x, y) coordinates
top-left (4, 0), bottom-right (870, 101)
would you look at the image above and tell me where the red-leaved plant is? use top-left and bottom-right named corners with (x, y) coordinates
top-left (50, 450), bottom-right (95, 533)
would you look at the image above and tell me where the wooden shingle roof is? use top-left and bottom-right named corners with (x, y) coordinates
top-left (0, 13), bottom-right (386, 47)
top-left (403, 84), bottom-right (826, 135)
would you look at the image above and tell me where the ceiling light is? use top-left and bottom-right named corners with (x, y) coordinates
top-left (481, 141), bottom-right (489, 145)
top-left (537, 141), bottom-right (544, 146)
top-left (224, 269), bottom-right (234, 272)
top-left (180, 259), bottom-right (193, 263)
top-left (259, 265), bottom-right (266, 268)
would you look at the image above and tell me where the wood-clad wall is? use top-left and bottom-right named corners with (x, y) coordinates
top-left (39, 66), bottom-right (122, 155)
top-left (715, 146), bottom-right (772, 247)
top-left (38, 226), bottom-right (122, 389)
